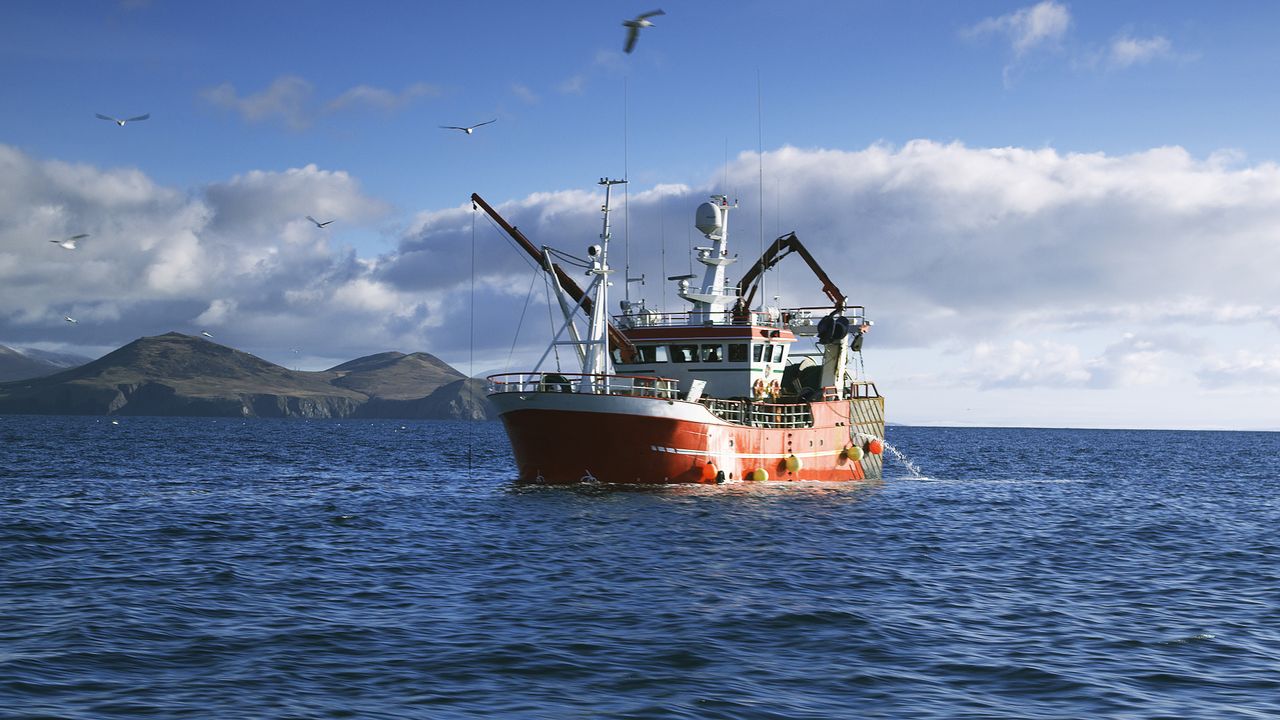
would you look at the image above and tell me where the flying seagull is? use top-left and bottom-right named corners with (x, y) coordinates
top-left (623, 9), bottom-right (665, 53)
top-left (95, 113), bottom-right (150, 126)
top-left (306, 215), bottom-right (335, 228)
top-left (51, 233), bottom-right (88, 250)
top-left (201, 331), bottom-right (214, 339)
top-left (64, 316), bottom-right (78, 324)
top-left (439, 119), bottom-right (496, 135)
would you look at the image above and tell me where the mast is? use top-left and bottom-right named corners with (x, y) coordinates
top-left (584, 178), bottom-right (626, 388)
top-left (678, 195), bottom-right (738, 324)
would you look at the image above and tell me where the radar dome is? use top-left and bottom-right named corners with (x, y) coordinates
top-left (695, 202), bottom-right (722, 237)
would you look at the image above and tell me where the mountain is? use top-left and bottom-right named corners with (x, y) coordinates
top-left (328, 351), bottom-right (465, 399)
top-left (0, 343), bottom-right (89, 382)
top-left (0, 332), bottom-right (493, 420)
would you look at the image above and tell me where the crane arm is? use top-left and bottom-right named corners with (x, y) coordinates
top-left (735, 232), bottom-right (846, 313)
top-left (471, 193), bottom-right (636, 361)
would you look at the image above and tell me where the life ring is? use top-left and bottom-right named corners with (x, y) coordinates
top-left (753, 377), bottom-right (766, 400)
top-left (768, 380), bottom-right (781, 399)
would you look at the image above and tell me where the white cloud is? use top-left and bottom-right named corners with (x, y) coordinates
top-left (950, 333), bottom-right (1192, 391)
top-left (1197, 350), bottom-right (1280, 391)
top-left (5, 139), bottom-right (1280, 405)
top-left (202, 76), bottom-right (437, 129)
top-left (966, 339), bottom-right (1093, 389)
top-left (325, 82), bottom-right (438, 112)
top-left (201, 75), bottom-right (314, 130)
top-left (966, 1), bottom-right (1071, 56)
top-left (1108, 34), bottom-right (1173, 68)
top-left (195, 298), bottom-right (237, 326)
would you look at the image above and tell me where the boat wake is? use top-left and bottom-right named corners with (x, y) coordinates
top-left (882, 441), bottom-right (926, 479)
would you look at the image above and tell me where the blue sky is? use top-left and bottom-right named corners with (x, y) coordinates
top-left (3, 1), bottom-right (1280, 429)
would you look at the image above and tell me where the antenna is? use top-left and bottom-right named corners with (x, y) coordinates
top-left (757, 68), bottom-right (765, 312)
top-left (659, 193), bottom-right (666, 315)
top-left (623, 76), bottom-right (631, 308)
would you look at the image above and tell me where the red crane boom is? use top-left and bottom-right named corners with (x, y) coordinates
top-left (471, 193), bottom-right (636, 362)
top-left (735, 232), bottom-right (847, 313)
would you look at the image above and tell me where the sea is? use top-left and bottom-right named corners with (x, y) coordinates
top-left (2, 417), bottom-right (1278, 719)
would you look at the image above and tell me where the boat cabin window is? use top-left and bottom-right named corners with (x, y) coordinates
top-left (613, 345), bottom-right (668, 364)
top-left (670, 344), bottom-right (699, 363)
top-left (728, 344), bottom-right (748, 362)
top-left (752, 344), bottom-right (785, 363)
top-left (700, 344), bottom-right (723, 362)
top-left (637, 345), bottom-right (667, 363)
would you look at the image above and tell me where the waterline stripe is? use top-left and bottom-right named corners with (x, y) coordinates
top-left (649, 445), bottom-right (853, 460)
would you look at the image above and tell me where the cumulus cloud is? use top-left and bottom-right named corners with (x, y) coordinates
top-left (5, 140), bottom-right (1280, 388)
top-left (373, 141), bottom-right (1280, 364)
top-left (0, 144), bottom-right (434, 363)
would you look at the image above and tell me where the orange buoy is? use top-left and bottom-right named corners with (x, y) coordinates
top-left (867, 438), bottom-right (884, 455)
top-left (701, 462), bottom-right (719, 483)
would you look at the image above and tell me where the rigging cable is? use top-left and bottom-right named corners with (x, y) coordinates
top-left (468, 201), bottom-right (476, 478)
top-left (623, 75), bottom-right (630, 310)
top-left (505, 267), bottom-right (541, 374)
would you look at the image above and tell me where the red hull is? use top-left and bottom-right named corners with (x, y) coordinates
top-left (495, 396), bottom-right (885, 485)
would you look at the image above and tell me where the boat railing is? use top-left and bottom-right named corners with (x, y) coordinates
top-left (747, 401), bottom-right (814, 428)
top-left (487, 372), bottom-right (680, 400)
top-left (614, 304), bottom-right (868, 332)
top-left (695, 397), bottom-right (814, 428)
top-left (848, 381), bottom-right (880, 398)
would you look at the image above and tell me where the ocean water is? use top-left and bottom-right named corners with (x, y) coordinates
top-left (2, 417), bottom-right (1278, 719)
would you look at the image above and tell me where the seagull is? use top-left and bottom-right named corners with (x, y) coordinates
top-left (64, 316), bottom-right (78, 324)
top-left (439, 119), bottom-right (496, 135)
top-left (306, 215), bottom-right (335, 228)
top-left (95, 113), bottom-right (150, 126)
top-left (201, 331), bottom-right (214, 339)
top-left (623, 9), bottom-right (665, 53)
top-left (51, 233), bottom-right (88, 250)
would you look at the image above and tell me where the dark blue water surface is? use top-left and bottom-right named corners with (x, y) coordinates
top-left (2, 417), bottom-right (1279, 719)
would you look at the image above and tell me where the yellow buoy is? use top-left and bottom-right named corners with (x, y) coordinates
top-left (751, 467), bottom-right (769, 482)
top-left (785, 454), bottom-right (801, 473)
top-left (845, 445), bottom-right (864, 462)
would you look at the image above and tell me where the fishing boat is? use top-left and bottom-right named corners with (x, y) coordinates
top-left (477, 179), bottom-right (885, 484)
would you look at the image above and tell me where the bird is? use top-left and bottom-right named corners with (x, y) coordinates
top-left (51, 233), bottom-right (88, 250)
top-left (95, 113), bottom-right (150, 126)
top-left (623, 9), bottom-right (665, 53)
top-left (306, 215), bottom-right (335, 228)
top-left (439, 119), bottom-right (496, 135)
top-left (201, 331), bottom-right (214, 339)
top-left (64, 316), bottom-right (78, 324)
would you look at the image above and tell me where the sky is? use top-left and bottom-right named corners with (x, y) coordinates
top-left (2, 0), bottom-right (1279, 430)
